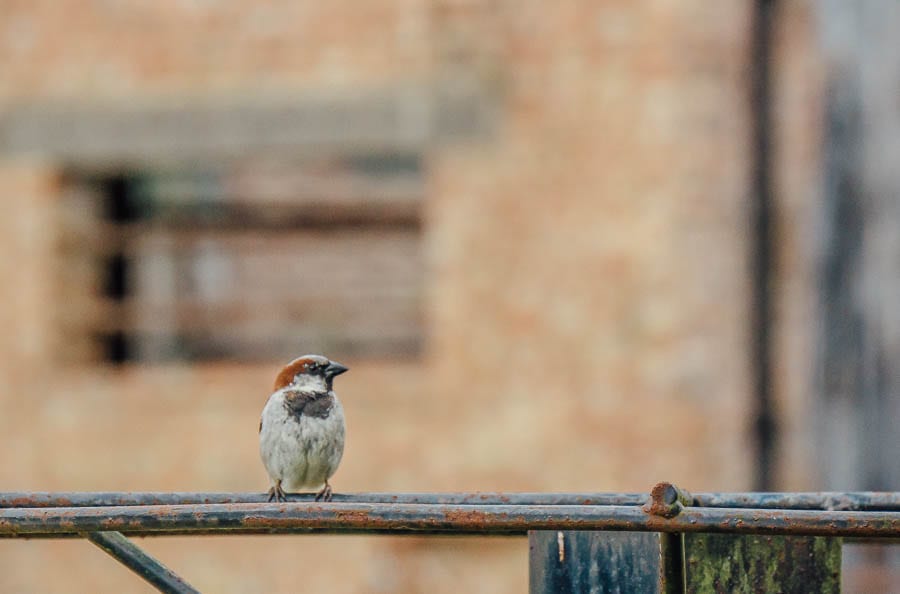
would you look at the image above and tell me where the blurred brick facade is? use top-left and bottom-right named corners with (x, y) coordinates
top-left (0, 1), bottom-right (822, 592)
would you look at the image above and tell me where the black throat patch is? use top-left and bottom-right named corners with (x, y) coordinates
top-left (283, 390), bottom-right (335, 421)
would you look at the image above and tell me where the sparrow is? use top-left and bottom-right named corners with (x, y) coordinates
top-left (259, 354), bottom-right (348, 502)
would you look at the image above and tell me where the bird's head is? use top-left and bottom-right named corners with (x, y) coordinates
top-left (273, 354), bottom-right (349, 392)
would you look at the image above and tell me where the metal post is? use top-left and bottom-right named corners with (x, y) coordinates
top-left (529, 530), bottom-right (671, 594)
top-left (749, 0), bottom-right (778, 491)
top-left (682, 533), bottom-right (841, 593)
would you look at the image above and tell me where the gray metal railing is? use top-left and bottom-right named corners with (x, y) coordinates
top-left (2, 482), bottom-right (898, 593)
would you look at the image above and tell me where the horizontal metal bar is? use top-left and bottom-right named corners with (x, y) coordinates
top-left (1, 503), bottom-right (897, 538)
top-left (0, 492), bottom-right (648, 508)
top-left (11, 531), bottom-right (897, 543)
top-left (2, 491), bottom-right (897, 511)
top-left (693, 492), bottom-right (900, 512)
top-left (86, 531), bottom-right (199, 594)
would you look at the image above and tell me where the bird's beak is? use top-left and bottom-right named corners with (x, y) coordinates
top-left (325, 361), bottom-right (349, 378)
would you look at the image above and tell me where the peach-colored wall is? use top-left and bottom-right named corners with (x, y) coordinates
top-left (0, 1), bottom-right (823, 592)
top-left (0, 1), bottom-right (431, 102)
top-left (427, 0), bottom-right (756, 493)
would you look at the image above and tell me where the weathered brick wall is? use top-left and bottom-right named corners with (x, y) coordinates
top-left (428, 0), bottom-right (756, 491)
top-left (0, 1), bottom-right (432, 102)
top-left (0, 1), bottom-right (825, 592)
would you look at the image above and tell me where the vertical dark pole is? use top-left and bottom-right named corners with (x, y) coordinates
top-left (659, 533), bottom-right (685, 594)
top-left (749, 0), bottom-right (778, 491)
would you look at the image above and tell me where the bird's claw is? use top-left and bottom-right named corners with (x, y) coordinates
top-left (315, 482), bottom-right (333, 502)
top-left (267, 481), bottom-right (287, 502)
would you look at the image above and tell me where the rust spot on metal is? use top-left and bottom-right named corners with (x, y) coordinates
top-left (242, 515), bottom-right (289, 529)
top-left (334, 510), bottom-right (371, 524)
top-left (6, 496), bottom-right (73, 508)
top-left (443, 508), bottom-right (494, 529)
top-left (643, 482), bottom-right (691, 518)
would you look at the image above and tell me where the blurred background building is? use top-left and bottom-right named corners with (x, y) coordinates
top-left (0, 1), bottom-right (896, 592)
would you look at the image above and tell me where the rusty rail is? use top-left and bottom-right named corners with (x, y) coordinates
top-left (3, 484), bottom-right (898, 593)
top-left (0, 492), bottom-right (647, 508)
top-left (2, 501), bottom-right (898, 539)
top-left (3, 490), bottom-right (898, 511)
top-left (86, 531), bottom-right (200, 593)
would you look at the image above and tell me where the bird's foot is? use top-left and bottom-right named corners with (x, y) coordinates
top-left (315, 481), bottom-right (333, 502)
top-left (267, 480), bottom-right (287, 503)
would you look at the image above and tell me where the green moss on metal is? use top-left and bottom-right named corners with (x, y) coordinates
top-left (684, 534), bottom-right (841, 594)
top-left (812, 535), bottom-right (843, 590)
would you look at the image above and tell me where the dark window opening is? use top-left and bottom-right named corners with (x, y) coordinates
top-left (102, 174), bottom-right (144, 223)
top-left (102, 254), bottom-right (130, 301)
top-left (58, 155), bottom-right (425, 365)
top-left (98, 332), bottom-right (132, 365)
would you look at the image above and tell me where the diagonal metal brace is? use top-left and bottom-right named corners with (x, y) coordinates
top-left (85, 531), bottom-right (199, 594)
